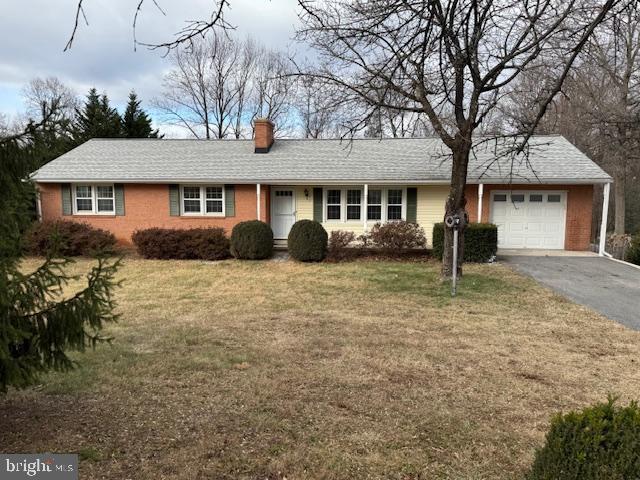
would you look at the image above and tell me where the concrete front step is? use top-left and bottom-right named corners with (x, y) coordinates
top-left (273, 239), bottom-right (288, 250)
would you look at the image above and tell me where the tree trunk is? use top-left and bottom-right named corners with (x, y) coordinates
top-left (442, 144), bottom-right (471, 278)
top-left (614, 169), bottom-right (626, 234)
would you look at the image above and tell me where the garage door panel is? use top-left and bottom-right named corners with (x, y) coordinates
top-left (491, 191), bottom-right (566, 250)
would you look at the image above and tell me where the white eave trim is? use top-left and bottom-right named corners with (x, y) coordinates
top-left (31, 177), bottom-right (613, 185)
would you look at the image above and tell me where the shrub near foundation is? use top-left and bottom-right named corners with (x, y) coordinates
top-left (25, 220), bottom-right (116, 256)
top-left (230, 220), bottom-right (273, 260)
top-left (132, 228), bottom-right (230, 260)
top-left (288, 220), bottom-right (328, 262)
top-left (432, 223), bottom-right (497, 262)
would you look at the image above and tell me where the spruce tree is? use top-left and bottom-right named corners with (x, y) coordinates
top-left (72, 88), bottom-right (122, 143)
top-left (122, 91), bottom-right (160, 138)
top-left (0, 119), bottom-right (120, 392)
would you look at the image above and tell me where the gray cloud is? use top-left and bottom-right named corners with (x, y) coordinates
top-left (0, 0), bottom-right (301, 131)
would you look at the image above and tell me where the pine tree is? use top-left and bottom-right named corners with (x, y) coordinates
top-left (122, 91), bottom-right (160, 138)
top-left (72, 88), bottom-right (122, 144)
top-left (0, 119), bottom-right (120, 392)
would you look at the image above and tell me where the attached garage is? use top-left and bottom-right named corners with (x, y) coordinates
top-left (490, 191), bottom-right (567, 249)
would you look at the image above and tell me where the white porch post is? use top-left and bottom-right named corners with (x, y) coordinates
top-left (477, 183), bottom-right (484, 222)
top-left (256, 183), bottom-right (261, 221)
top-left (363, 184), bottom-right (368, 231)
top-left (599, 182), bottom-right (611, 256)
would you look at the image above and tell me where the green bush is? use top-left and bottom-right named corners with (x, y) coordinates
top-left (626, 233), bottom-right (640, 266)
top-left (230, 220), bottom-right (273, 260)
top-left (24, 220), bottom-right (117, 256)
top-left (288, 220), bottom-right (328, 262)
top-left (132, 227), bottom-right (230, 260)
top-left (528, 397), bottom-right (640, 480)
top-left (432, 223), bottom-right (497, 262)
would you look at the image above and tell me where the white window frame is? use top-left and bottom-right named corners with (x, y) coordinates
top-left (180, 185), bottom-right (226, 217)
top-left (325, 188), bottom-right (344, 222)
top-left (366, 188), bottom-right (383, 222)
top-left (385, 187), bottom-right (405, 221)
top-left (345, 188), bottom-right (363, 221)
top-left (323, 186), bottom-right (406, 223)
top-left (72, 183), bottom-right (115, 215)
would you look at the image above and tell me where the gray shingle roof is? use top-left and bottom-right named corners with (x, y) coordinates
top-left (31, 135), bottom-right (611, 184)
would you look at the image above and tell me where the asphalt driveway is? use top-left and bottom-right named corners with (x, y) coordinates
top-left (502, 255), bottom-right (640, 331)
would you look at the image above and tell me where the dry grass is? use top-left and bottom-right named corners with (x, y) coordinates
top-left (2, 257), bottom-right (640, 479)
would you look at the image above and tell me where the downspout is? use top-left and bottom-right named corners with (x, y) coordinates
top-left (256, 183), bottom-right (261, 221)
top-left (477, 184), bottom-right (484, 222)
top-left (599, 182), bottom-right (611, 257)
top-left (363, 184), bottom-right (368, 231)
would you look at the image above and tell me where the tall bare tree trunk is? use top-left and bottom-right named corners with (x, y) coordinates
top-left (614, 169), bottom-right (626, 234)
top-left (442, 142), bottom-right (471, 278)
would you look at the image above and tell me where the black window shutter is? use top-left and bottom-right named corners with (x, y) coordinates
top-left (313, 188), bottom-right (323, 222)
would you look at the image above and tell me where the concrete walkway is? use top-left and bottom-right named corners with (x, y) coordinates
top-left (501, 253), bottom-right (640, 331)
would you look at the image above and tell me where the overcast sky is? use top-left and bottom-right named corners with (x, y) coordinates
top-left (0, 0), bottom-right (301, 136)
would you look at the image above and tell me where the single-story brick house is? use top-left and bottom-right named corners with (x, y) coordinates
top-left (31, 119), bottom-right (612, 252)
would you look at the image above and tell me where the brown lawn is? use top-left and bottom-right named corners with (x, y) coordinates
top-left (2, 257), bottom-right (639, 479)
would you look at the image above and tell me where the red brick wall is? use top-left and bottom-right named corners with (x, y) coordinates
top-left (38, 183), bottom-right (271, 244)
top-left (465, 184), bottom-right (594, 251)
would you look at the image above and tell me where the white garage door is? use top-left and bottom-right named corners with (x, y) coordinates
top-left (490, 191), bottom-right (567, 249)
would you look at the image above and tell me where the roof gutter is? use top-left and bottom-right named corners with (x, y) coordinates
top-left (30, 178), bottom-right (613, 185)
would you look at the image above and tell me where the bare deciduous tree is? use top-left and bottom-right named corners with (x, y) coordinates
top-left (251, 49), bottom-right (296, 137)
top-left (153, 40), bottom-right (215, 138)
top-left (22, 77), bottom-right (78, 135)
top-left (295, 0), bottom-right (629, 276)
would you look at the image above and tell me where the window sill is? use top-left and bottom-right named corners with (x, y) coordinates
top-left (72, 214), bottom-right (117, 218)
top-left (179, 215), bottom-right (226, 219)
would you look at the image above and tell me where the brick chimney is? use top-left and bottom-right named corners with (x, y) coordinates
top-left (254, 118), bottom-right (274, 153)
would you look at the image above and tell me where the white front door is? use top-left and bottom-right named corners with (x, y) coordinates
top-left (271, 188), bottom-right (296, 239)
top-left (491, 191), bottom-right (567, 249)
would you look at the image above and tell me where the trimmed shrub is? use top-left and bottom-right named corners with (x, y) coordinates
top-left (132, 227), bottom-right (230, 260)
top-left (432, 223), bottom-right (497, 262)
top-left (288, 220), bottom-right (328, 262)
top-left (230, 220), bottom-right (273, 260)
top-left (528, 397), bottom-right (640, 480)
top-left (626, 234), bottom-right (640, 266)
top-left (367, 221), bottom-right (427, 251)
top-left (327, 230), bottom-right (359, 262)
top-left (24, 220), bottom-right (116, 256)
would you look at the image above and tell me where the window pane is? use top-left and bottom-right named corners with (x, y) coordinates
top-left (367, 205), bottom-right (382, 220)
top-left (511, 194), bottom-right (525, 203)
top-left (327, 189), bottom-right (341, 205)
top-left (388, 189), bottom-right (402, 205)
top-left (327, 205), bottom-right (341, 220)
top-left (347, 189), bottom-right (361, 205)
top-left (548, 194), bottom-right (561, 203)
top-left (97, 186), bottom-right (113, 198)
top-left (494, 194), bottom-right (507, 202)
top-left (97, 199), bottom-right (114, 212)
top-left (206, 200), bottom-right (223, 213)
top-left (368, 190), bottom-right (382, 205)
top-left (183, 199), bottom-right (201, 213)
top-left (388, 205), bottom-right (402, 220)
top-left (206, 187), bottom-right (222, 199)
top-left (76, 198), bottom-right (92, 211)
top-left (347, 205), bottom-right (361, 220)
top-left (76, 185), bottom-right (91, 198)
top-left (529, 194), bottom-right (543, 202)
top-left (183, 187), bottom-right (200, 199)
